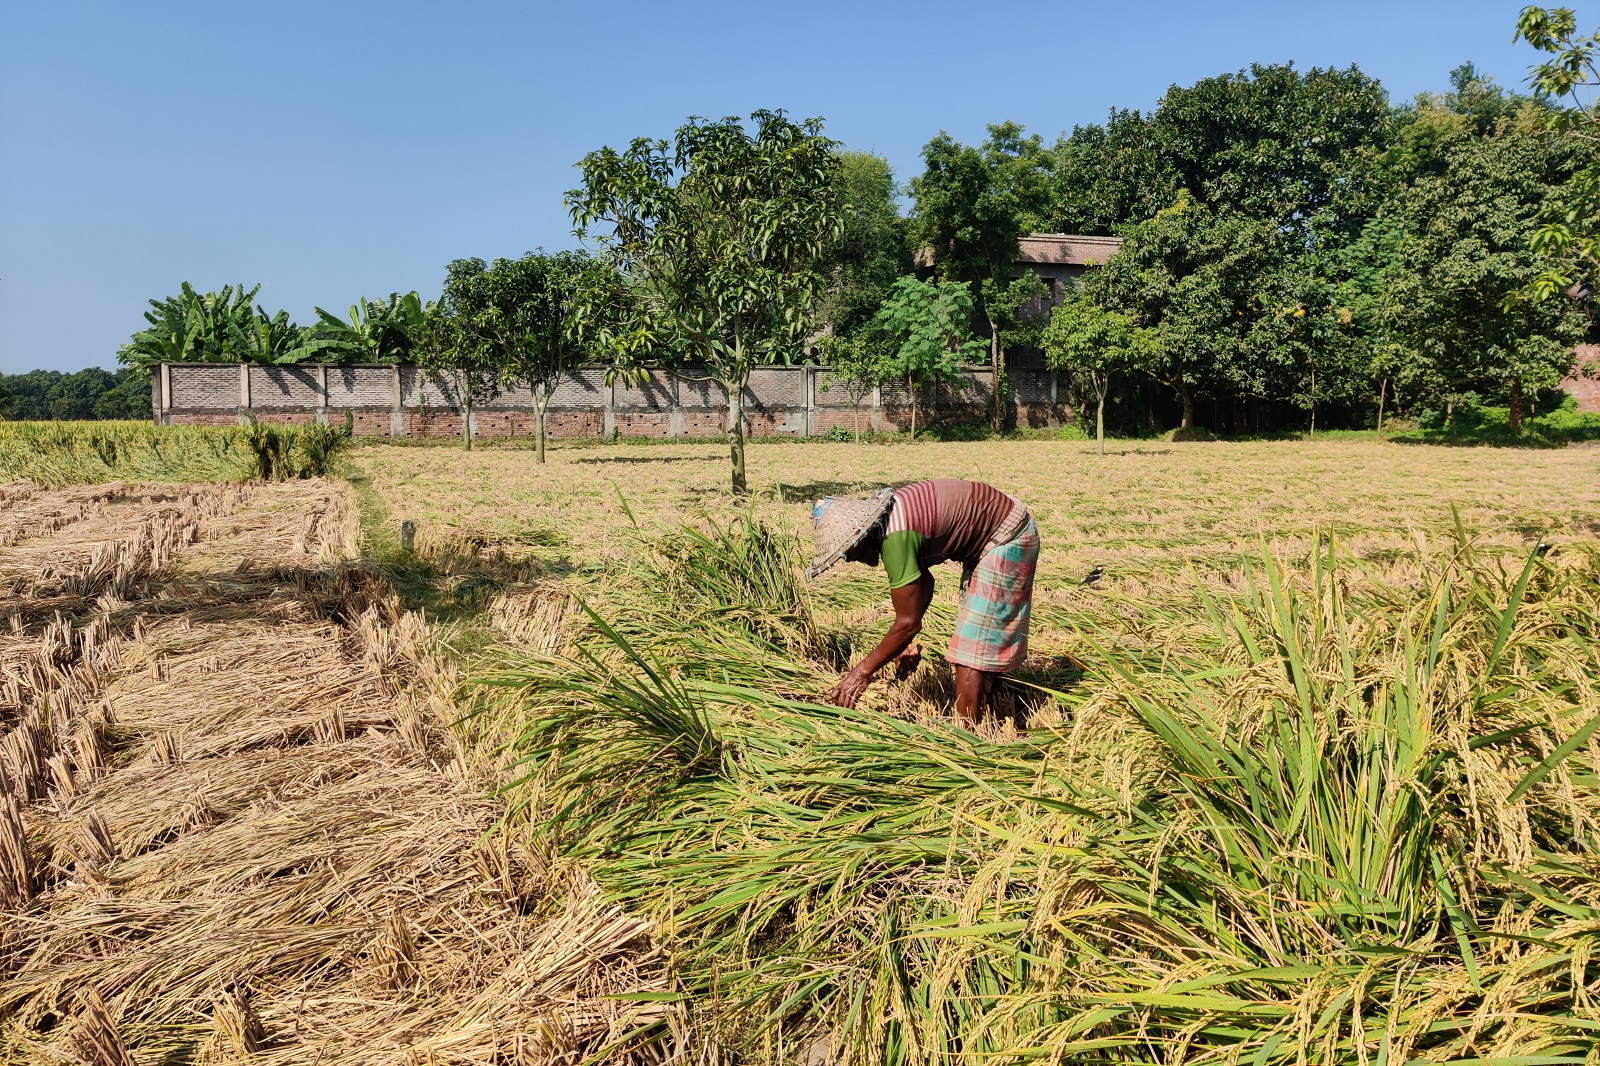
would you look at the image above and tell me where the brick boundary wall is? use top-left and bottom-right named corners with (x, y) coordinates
top-left (153, 363), bottom-right (1075, 439)
top-left (1564, 345), bottom-right (1600, 414)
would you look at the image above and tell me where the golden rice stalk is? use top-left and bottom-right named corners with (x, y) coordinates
top-left (70, 989), bottom-right (138, 1066)
top-left (2, 714), bottom-right (44, 801)
top-left (368, 909), bottom-right (419, 991)
top-left (0, 790), bottom-right (34, 911)
top-left (143, 731), bottom-right (179, 766)
top-left (47, 751), bottom-right (77, 801)
top-left (73, 717), bottom-right (108, 783)
top-left (63, 809), bottom-right (116, 877)
top-left (311, 705), bottom-right (345, 745)
top-left (209, 984), bottom-right (266, 1058)
top-left (176, 790), bottom-right (216, 833)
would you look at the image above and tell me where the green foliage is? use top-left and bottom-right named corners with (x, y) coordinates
top-left (0, 421), bottom-right (346, 484)
top-left (1378, 125), bottom-right (1587, 427)
top-left (302, 291), bottom-right (429, 364)
top-left (1052, 64), bottom-right (1391, 240)
top-left (1513, 6), bottom-right (1600, 303)
top-left (870, 276), bottom-right (985, 439)
top-left (819, 151), bottom-right (910, 337)
top-left (1042, 292), bottom-right (1158, 451)
top-left (567, 110), bottom-right (846, 492)
top-left (817, 331), bottom-right (895, 442)
top-left (910, 121), bottom-right (1052, 332)
top-left (427, 252), bottom-right (594, 461)
top-left (118, 282), bottom-right (316, 374)
top-left (0, 367), bottom-right (149, 421)
top-left (477, 518), bottom-right (1600, 1066)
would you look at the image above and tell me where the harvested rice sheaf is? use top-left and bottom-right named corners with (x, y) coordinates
top-left (474, 507), bottom-right (1600, 1066)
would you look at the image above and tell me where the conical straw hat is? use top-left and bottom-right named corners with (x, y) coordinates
top-left (807, 488), bottom-right (894, 579)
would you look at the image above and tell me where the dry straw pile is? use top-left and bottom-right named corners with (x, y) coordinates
top-left (0, 479), bottom-right (667, 1064)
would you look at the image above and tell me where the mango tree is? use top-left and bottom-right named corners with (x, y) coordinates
top-left (1042, 292), bottom-right (1157, 454)
top-left (567, 110), bottom-right (844, 494)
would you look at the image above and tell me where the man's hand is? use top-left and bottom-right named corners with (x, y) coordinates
top-left (830, 665), bottom-right (873, 708)
top-left (894, 643), bottom-right (923, 680)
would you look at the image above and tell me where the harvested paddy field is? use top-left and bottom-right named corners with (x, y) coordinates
top-left (355, 436), bottom-right (1600, 1066)
top-left (5, 437), bottom-right (1599, 1066)
top-left (0, 479), bottom-right (664, 1064)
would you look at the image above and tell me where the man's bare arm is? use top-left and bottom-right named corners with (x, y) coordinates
top-left (831, 571), bottom-right (935, 708)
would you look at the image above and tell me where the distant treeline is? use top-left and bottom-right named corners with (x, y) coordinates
top-left (0, 368), bottom-right (149, 422)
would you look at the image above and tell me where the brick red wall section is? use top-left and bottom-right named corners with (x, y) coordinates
top-left (1565, 345), bottom-right (1600, 414)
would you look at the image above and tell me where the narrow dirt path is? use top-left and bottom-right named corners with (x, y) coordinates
top-left (0, 480), bottom-right (665, 1065)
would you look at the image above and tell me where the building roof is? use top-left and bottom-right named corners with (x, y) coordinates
top-left (1017, 233), bottom-right (1124, 266)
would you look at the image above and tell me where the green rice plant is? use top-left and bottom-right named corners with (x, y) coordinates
top-left (472, 519), bottom-right (1600, 1066)
top-left (0, 420), bottom-right (347, 485)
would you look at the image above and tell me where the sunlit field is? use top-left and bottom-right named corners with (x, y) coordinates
top-left (339, 435), bottom-right (1600, 1065)
top-left (352, 435), bottom-right (1600, 587)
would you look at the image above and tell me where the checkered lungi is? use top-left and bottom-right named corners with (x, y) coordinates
top-left (945, 515), bottom-right (1039, 672)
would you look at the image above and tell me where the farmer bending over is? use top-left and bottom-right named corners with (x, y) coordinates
top-left (808, 480), bottom-right (1039, 728)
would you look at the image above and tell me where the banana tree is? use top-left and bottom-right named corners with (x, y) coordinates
top-left (301, 292), bottom-right (427, 363)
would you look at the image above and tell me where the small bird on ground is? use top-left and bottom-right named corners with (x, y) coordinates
top-left (1079, 566), bottom-right (1106, 588)
top-left (1536, 541), bottom-right (1558, 558)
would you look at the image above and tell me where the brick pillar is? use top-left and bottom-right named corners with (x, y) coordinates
top-left (316, 365), bottom-right (329, 425)
top-left (603, 374), bottom-right (616, 439)
top-left (390, 365), bottom-right (404, 438)
top-left (238, 364), bottom-right (251, 425)
top-left (669, 374), bottom-right (683, 440)
top-left (160, 364), bottom-right (171, 425)
top-left (804, 365), bottom-right (816, 437)
top-left (870, 383), bottom-right (882, 433)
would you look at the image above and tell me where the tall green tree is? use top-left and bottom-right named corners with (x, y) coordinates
top-left (1085, 194), bottom-right (1287, 428)
top-left (568, 111), bottom-right (844, 493)
top-left (1380, 126), bottom-right (1587, 429)
top-left (818, 151), bottom-right (909, 338)
top-left (870, 276), bottom-right (987, 440)
top-left (433, 252), bottom-right (595, 463)
top-left (420, 266), bottom-right (500, 451)
top-left (910, 122), bottom-right (1053, 429)
top-left (1041, 293), bottom-right (1157, 454)
top-left (1513, 6), bottom-right (1600, 304)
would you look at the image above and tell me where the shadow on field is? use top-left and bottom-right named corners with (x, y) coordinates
top-left (572, 454), bottom-right (721, 465)
top-left (778, 479), bottom-right (913, 502)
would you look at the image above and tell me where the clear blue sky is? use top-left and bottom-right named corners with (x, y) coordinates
top-left (1, 0), bottom-right (1589, 374)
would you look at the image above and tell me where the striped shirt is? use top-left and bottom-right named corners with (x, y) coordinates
top-left (881, 479), bottom-right (1024, 589)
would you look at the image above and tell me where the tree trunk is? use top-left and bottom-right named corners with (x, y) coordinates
top-left (991, 331), bottom-right (1002, 435)
top-left (534, 391), bottom-right (548, 464)
top-left (853, 400), bottom-right (861, 444)
top-left (1508, 378), bottom-right (1525, 432)
top-left (460, 375), bottom-right (473, 452)
top-left (1179, 381), bottom-right (1194, 429)
top-left (1308, 366), bottom-right (1316, 438)
top-left (1376, 377), bottom-right (1387, 433)
top-left (727, 378), bottom-right (748, 494)
top-left (1095, 375), bottom-right (1107, 457)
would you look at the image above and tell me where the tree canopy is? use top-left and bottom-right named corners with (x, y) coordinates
top-left (567, 110), bottom-right (845, 491)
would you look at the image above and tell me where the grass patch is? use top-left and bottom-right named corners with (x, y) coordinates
top-left (0, 420), bottom-right (348, 485)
